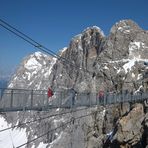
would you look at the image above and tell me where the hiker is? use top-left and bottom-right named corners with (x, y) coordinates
top-left (98, 89), bottom-right (104, 104)
top-left (69, 88), bottom-right (77, 106)
top-left (48, 87), bottom-right (53, 99)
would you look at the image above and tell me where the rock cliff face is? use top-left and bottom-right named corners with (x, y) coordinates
top-left (3, 19), bottom-right (148, 148)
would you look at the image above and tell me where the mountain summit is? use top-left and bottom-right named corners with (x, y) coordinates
top-left (2, 19), bottom-right (148, 148)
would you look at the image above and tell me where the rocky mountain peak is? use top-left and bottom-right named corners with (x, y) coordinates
top-left (8, 51), bottom-right (53, 89)
top-left (2, 19), bottom-right (148, 148)
top-left (110, 19), bottom-right (141, 34)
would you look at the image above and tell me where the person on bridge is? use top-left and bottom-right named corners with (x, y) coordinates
top-left (69, 88), bottom-right (77, 106)
top-left (48, 87), bottom-right (53, 99)
top-left (98, 89), bottom-right (104, 104)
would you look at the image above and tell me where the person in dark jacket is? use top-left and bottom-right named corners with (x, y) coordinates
top-left (69, 88), bottom-right (77, 106)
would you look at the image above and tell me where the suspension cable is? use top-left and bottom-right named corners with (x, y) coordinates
top-left (0, 106), bottom-right (93, 132)
top-left (16, 110), bottom-right (97, 148)
top-left (0, 18), bottom-right (92, 74)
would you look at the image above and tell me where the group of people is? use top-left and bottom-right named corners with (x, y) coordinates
top-left (47, 86), bottom-right (105, 105)
top-left (47, 87), bottom-right (77, 106)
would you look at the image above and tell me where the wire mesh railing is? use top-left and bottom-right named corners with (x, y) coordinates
top-left (0, 88), bottom-right (147, 112)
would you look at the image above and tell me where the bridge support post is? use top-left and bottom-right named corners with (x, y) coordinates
top-left (31, 90), bottom-right (33, 107)
top-left (104, 93), bottom-right (106, 106)
top-left (96, 93), bottom-right (98, 106)
top-left (0, 89), bottom-right (2, 100)
top-left (10, 89), bottom-right (13, 108)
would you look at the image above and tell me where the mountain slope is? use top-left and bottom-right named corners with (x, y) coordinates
top-left (1, 19), bottom-right (148, 148)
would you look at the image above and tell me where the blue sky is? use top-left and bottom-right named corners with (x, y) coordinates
top-left (0, 0), bottom-right (148, 76)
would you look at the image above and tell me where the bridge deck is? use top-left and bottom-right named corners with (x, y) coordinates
top-left (0, 88), bottom-right (147, 112)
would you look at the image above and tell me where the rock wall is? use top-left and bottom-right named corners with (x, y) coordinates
top-left (2, 19), bottom-right (148, 148)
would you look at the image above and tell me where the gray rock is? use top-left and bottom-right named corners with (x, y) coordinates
top-left (1, 19), bottom-right (148, 148)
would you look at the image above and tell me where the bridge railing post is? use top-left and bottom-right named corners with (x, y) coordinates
top-left (103, 92), bottom-right (106, 106)
top-left (31, 90), bottom-right (33, 108)
top-left (88, 93), bottom-right (91, 107)
top-left (106, 92), bottom-right (108, 105)
top-left (0, 89), bottom-right (2, 100)
top-left (57, 92), bottom-right (60, 108)
top-left (46, 91), bottom-right (48, 107)
top-left (131, 92), bottom-right (134, 102)
top-left (96, 93), bottom-right (98, 106)
top-left (114, 92), bottom-right (116, 104)
top-left (10, 89), bottom-right (13, 108)
top-left (121, 92), bottom-right (123, 103)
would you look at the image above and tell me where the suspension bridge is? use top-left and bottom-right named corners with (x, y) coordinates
top-left (0, 88), bottom-right (147, 112)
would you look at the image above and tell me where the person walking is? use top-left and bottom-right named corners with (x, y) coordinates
top-left (69, 88), bottom-right (77, 107)
top-left (48, 87), bottom-right (53, 99)
top-left (98, 89), bottom-right (104, 105)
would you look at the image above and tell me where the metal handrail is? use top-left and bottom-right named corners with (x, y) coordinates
top-left (0, 88), bottom-right (147, 112)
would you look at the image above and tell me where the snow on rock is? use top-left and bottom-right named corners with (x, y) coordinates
top-left (137, 74), bottom-right (143, 80)
top-left (118, 26), bottom-right (131, 34)
top-left (129, 41), bottom-right (141, 51)
top-left (48, 57), bottom-right (57, 76)
top-left (132, 73), bottom-right (135, 78)
top-left (49, 131), bottom-right (64, 148)
top-left (0, 116), bottom-right (27, 148)
top-left (103, 65), bottom-right (109, 70)
top-left (123, 59), bottom-right (135, 73)
top-left (37, 142), bottom-right (48, 148)
top-left (59, 47), bottom-right (68, 56)
top-left (84, 26), bottom-right (105, 37)
top-left (53, 118), bottom-right (65, 128)
top-left (34, 51), bottom-right (45, 58)
top-left (129, 41), bottom-right (145, 59)
top-left (61, 47), bottom-right (67, 53)
top-left (24, 57), bottom-right (42, 70)
top-left (100, 108), bottom-right (106, 118)
top-left (8, 83), bottom-right (13, 88)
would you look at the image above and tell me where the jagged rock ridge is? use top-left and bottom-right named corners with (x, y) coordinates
top-left (2, 19), bottom-right (148, 148)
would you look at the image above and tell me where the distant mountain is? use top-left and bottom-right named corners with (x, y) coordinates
top-left (0, 69), bottom-right (13, 88)
top-left (2, 19), bottom-right (148, 148)
top-left (0, 79), bottom-right (8, 88)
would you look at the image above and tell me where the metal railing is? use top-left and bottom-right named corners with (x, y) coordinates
top-left (0, 88), bottom-right (147, 112)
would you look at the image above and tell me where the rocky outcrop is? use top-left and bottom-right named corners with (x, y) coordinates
top-left (113, 104), bottom-right (144, 147)
top-left (2, 19), bottom-right (148, 148)
top-left (103, 101), bottom-right (148, 148)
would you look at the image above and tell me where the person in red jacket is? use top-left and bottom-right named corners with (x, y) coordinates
top-left (48, 87), bottom-right (53, 99)
top-left (98, 89), bottom-right (104, 104)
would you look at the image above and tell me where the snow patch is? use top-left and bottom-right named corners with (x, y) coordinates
top-left (123, 59), bottom-right (135, 73)
top-left (135, 85), bottom-right (143, 94)
top-left (48, 58), bottom-right (57, 76)
top-left (49, 131), bottom-right (64, 147)
top-left (25, 57), bottom-right (42, 70)
top-left (73, 34), bottom-right (82, 40)
top-left (0, 116), bottom-right (27, 148)
top-left (34, 52), bottom-right (42, 58)
top-left (103, 66), bottom-right (109, 70)
top-left (8, 83), bottom-right (13, 88)
top-left (83, 26), bottom-right (105, 37)
top-left (129, 41), bottom-right (145, 59)
top-left (26, 72), bottom-right (31, 81)
top-left (100, 108), bottom-right (106, 117)
top-left (53, 118), bottom-right (65, 128)
top-left (137, 74), bottom-right (143, 80)
top-left (118, 25), bottom-right (131, 34)
top-left (61, 47), bottom-right (67, 54)
top-left (132, 73), bottom-right (135, 78)
top-left (37, 142), bottom-right (48, 148)
top-left (117, 68), bottom-right (122, 74)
